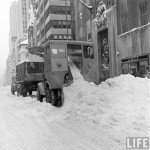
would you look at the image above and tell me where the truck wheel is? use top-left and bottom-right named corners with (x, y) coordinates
top-left (22, 85), bottom-right (27, 97)
top-left (57, 89), bottom-right (64, 107)
top-left (50, 90), bottom-right (57, 106)
top-left (50, 89), bottom-right (64, 107)
top-left (37, 87), bottom-right (43, 102)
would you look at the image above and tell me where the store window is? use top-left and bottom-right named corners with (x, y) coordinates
top-left (139, 1), bottom-right (148, 26)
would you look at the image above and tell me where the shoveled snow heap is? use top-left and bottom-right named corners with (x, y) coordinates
top-left (62, 61), bottom-right (150, 149)
top-left (0, 62), bottom-right (149, 150)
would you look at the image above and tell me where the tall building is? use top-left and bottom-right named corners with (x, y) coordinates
top-left (9, 1), bottom-right (19, 53)
top-left (7, 0), bottom-right (29, 84)
top-left (28, 0), bottom-right (37, 47)
top-left (9, 1), bottom-right (19, 38)
top-left (9, 0), bottom-right (29, 54)
top-left (18, 0), bottom-right (29, 36)
top-left (35, 0), bottom-right (75, 46)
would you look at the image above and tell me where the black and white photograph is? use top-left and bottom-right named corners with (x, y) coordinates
top-left (0, 0), bottom-right (149, 149)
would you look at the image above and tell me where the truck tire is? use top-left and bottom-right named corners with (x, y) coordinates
top-left (19, 85), bottom-right (27, 97)
top-left (50, 90), bottom-right (57, 106)
top-left (50, 89), bottom-right (64, 107)
top-left (37, 87), bottom-right (43, 102)
top-left (22, 85), bottom-right (27, 97)
top-left (57, 89), bottom-right (64, 107)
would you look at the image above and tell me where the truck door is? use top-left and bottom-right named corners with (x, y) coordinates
top-left (82, 44), bottom-right (99, 84)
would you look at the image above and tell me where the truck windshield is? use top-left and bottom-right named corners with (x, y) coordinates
top-left (51, 44), bottom-right (66, 58)
top-left (27, 62), bottom-right (44, 74)
top-left (67, 44), bottom-right (82, 70)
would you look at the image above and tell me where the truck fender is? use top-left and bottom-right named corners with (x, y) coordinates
top-left (37, 82), bottom-right (46, 96)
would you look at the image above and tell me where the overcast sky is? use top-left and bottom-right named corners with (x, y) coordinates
top-left (0, 0), bottom-right (14, 77)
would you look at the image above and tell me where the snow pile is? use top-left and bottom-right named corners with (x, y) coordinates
top-left (0, 62), bottom-right (149, 150)
top-left (62, 64), bottom-right (150, 149)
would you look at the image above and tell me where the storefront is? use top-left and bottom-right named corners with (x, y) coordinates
top-left (121, 54), bottom-right (149, 77)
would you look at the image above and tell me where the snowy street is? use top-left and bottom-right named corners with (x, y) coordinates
top-left (0, 65), bottom-right (149, 150)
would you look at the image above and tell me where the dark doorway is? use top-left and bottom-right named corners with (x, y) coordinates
top-left (97, 28), bottom-right (110, 82)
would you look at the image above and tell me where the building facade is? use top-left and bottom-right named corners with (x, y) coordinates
top-left (18, 0), bottom-right (29, 36)
top-left (74, 0), bottom-right (150, 82)
top-left (117, 0), bottom-right (150, 76)
top-left (35, 0), bottom-right (75, 46)
top-left (9, 1), bottom-right (20, 54)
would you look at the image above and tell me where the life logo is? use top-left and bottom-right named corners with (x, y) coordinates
top-left (126, 137), bottom-right (149, 149)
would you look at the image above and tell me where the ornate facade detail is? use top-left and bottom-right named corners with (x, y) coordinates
top-left (94, 1), bottom-right (107, 28)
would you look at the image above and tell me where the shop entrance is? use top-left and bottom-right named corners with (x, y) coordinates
top-left (121, 54), bottom-right (149, 77)
top-left (97, 29), bottom-right (110, 81)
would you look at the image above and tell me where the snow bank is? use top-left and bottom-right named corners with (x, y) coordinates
top-left (0, 62), bottom-right (149, 150)
top-left (62, 63), bottom-right (150, 149)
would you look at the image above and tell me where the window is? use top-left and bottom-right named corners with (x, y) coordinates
top-left (68, 35), bottom-right (72, 40)
top-left (62, 6), bottom-right (66, 14)
top-left (67, 21), bottom-right (71, 28)
top-left (27, 62), bottom-right (44, 74)
top-left (121, 13), bottom-right (128, 33)
top-left (58, 21), bottom-right (62, 28)
top-left (83, 45), bottom-right (94, 59)
top-left (59, 35), bottom-right (63, 40)
top-left (139, 1), bottom-right (148, 26)
top-left (54, 35), bottom-right (58, 40)
top-left (51, 20), bottom-right (71, 29)
top-left (63, 35), bottom-right (67, 40)
top-left (53, 21), bottom-right (57, 28)
top-left (66, 7), bottom-right (71, 14)
top-left (63, 21), bottom-right (67, 28)
top-left (51, 45), bottom-right (66, 58)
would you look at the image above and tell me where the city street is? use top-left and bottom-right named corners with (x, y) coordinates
top-left (0, 65), bottom-right (149, 150)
